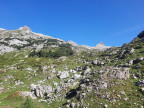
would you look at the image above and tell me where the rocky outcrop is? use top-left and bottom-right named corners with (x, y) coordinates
top-left (67, 40), bottom-right (79, 46)
top-left (93, 42), bottom-right (111, 51)
top-left (109, 67), bottom-right (130, 80)
top-left (20, 91), bottom-right (37, 99)
top-left (35, 44), bottom-right (44, 52)
top-left (65, 66), bottom-right (130, 106)
top-left (92, 59), bottom-right (105, 66)
top-left (137, 31), bottom-right (144, 38)
top-left (119, 48), bottom-right (135, 59)
top-left (9, 39), bottom-right (28, 46)
top-left (74, 74), bottom-right (81, 79)
top-left (129, 48), bottom-right (135, 54)
top-left (0, 45), bottom-right (16, 54)
top-left (57, 71), bottom-right (69, 79)
top-left (30, 84), bottom-right (53, 98)
top-left (125, 57), bottom-right (144, 66)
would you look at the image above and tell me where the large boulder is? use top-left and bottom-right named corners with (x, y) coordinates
top-left (30, 84), bottom-right (53, 98)
top-left (74, 74), bottom-right (81, 79)
top-left (128, 48), bottom-right (135, 54)
top-left (58, 71), bottom-right (69, 79)
top-left (35, 44), bottom-right (44, 52)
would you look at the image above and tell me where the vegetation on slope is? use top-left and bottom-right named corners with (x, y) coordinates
top-left (0, 31), bottom-right (144, 108)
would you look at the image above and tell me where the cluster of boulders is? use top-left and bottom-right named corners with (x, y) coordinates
top-left (92, 58), bottom-right (105, 66)
top-left (121, 57), bottom-right (144, 67)
top-left (119, 48), bottom-right (135, 59)
top-left (63, 65), bottom-right (131, 107)
top-left (21, 84), bottom-right (56, 100)
top-left (109, 67), bottom-right (130, 80)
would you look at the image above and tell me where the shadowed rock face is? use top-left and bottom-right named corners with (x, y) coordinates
top-left (138, 31), bottom-right (144, 38)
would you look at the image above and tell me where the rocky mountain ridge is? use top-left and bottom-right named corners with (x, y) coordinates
top-left (0, 26), bottom-right (111, 54)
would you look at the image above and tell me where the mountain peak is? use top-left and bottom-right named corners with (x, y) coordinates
top-left (93, 42), bottom-right (111, 51)
top-left (19, 25), bottom-right (31, 31)
top-left (97, 42), bottom-right (105, 46)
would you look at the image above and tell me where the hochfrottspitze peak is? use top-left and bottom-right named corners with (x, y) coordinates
top-left (96, 42), bottom-right (105, 46)
top-left (19, 25), bottom-right (32, 31)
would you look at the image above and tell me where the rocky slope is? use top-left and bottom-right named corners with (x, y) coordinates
top-left (0, 27), bottom-right (144, 108)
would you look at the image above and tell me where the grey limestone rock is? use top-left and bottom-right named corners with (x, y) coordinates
top-left (58, 71), bottom-right (69, 79)
top-left (20, 91), bottom-right (37, 99)
top-left (110, 67), bottom-right (130, 80)
top-left (83, 66), bottom-right (91, 75)
top-left (129, 48), bottom-right (135, 54)
top-left (134, 57), bottom-right (144, 63)
top-left (92, 59), bottom-right (105, 66)
top-left (0, 87), bottom-right (4, 94)
top-left (74, 74), bottom-right (81, 79)
top-left (30, 84), bottom-right (53, 98)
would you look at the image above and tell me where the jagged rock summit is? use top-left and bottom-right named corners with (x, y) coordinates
top-left (96, 42), bottom-right (105, 46)
top-left (93, 42), bottom-right (111, 51)
top-left (19, 25), bottom-right (32, 32)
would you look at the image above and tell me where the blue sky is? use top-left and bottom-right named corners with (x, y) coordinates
top-left (0, 0), bottom-right (144, 46)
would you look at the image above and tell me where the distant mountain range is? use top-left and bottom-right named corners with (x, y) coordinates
top-left (0, 26), bottom-right (111, 54)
